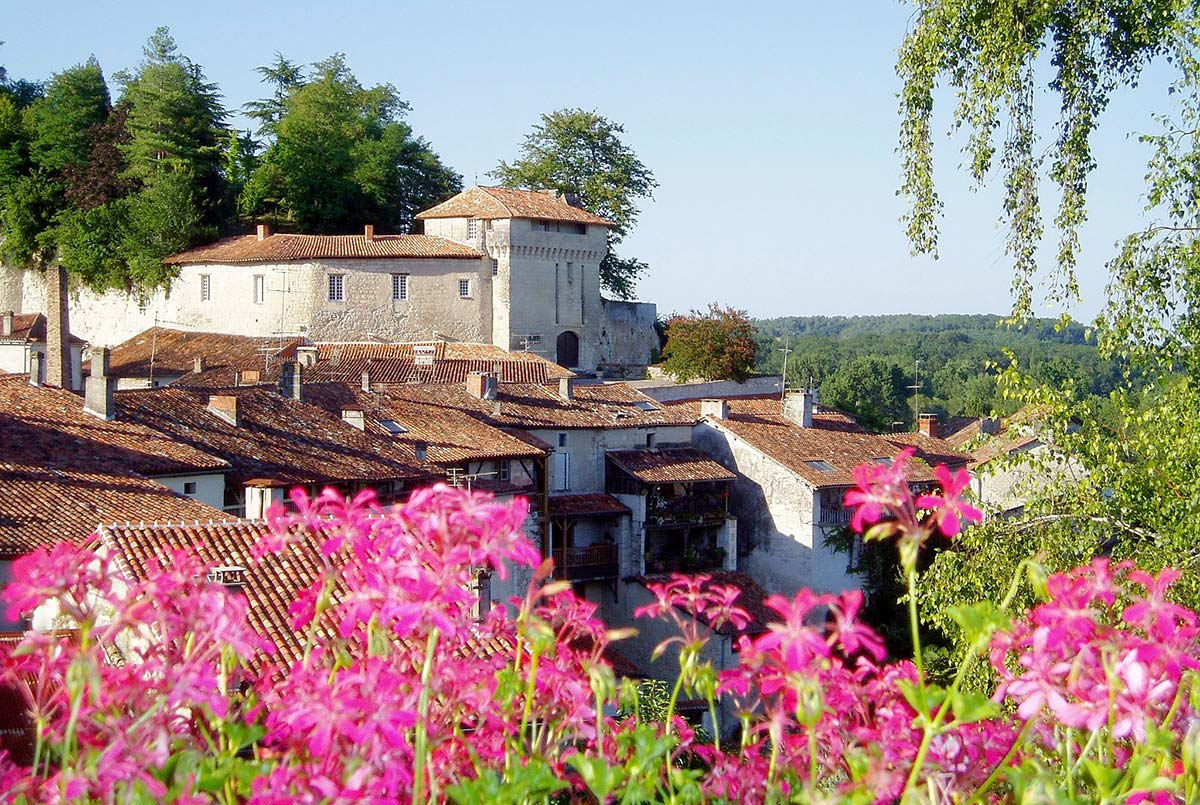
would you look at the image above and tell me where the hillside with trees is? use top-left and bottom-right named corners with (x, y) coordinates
top-left (754, 314), bottom-right (1128, 430)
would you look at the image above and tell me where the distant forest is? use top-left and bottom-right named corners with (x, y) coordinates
top-left (753, 314), bottom-right (1128, 431)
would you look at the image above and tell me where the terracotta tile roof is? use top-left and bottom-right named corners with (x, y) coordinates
top-left (112, 386), bottom-right (438, 488)
top-left (166, 233), bottom-right (482, 265)
top-left (632, 572), bottom-right (778, 637)
top-left (606, 448), bottom-right (736, 485)
top-left (0, 312), bottom-right (86, 345)
top-left (300, 382), bottom-right (549, 465)
top-left (882, 432), bottom-right (973, 471)
top-left (547, 493), bottom-right (630, 518)
top-left (103, 328), bottom-right (302, 385)
top-left (0, 375), bottom-right (229, 478)
top-left (677, 396), bottom-right (944, 489)
top-left (312, 342), bottom-right (574, 383)
top-left (415, 186), bottom-right (613, 227)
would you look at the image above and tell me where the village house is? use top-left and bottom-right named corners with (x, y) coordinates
top-left (0, 311), bottom-right (85, 391)
top-left (674, 393), bottom-right (971, 601)
top-left (0, 188), bottom-right (660, 375)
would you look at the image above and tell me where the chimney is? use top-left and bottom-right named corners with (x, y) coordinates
top-left (193, 356), bottom-right (206, 374)
top-left (28, 349), bottom-right (43, 386)
top-left (363, 224), bottom-right (375, 242)
top-left (918, 413), bottom-right (939, 439)
top-left (278, 361), bottom-right (302, 401)
top-left (700, 398), bottom-right (729, 420)
top-left (238, 369), bottom-right (262, 386)
top-left (980, 416), bottom-right (1001, 436)
top-left (782, 390), bottom-right (814, 428)
top-left (82, 347), bottom-right (113, 420)
top-left (256, 223), bottom-right (270, 241)
top-left (207, 394), bottom-right (240, 426)
top-left (361, 369), bottom-right (372, 393)
top-left (558, 376), bottom-right (574, 401)
top-left (466, 371), bottom-right (497, 400)
top-left (45, 264), bottom-right (71, 389)
top-left (342, 407), bottom-right (365, 430)
top-left (1, 310), bottom-right (12, 336)
top-left (296, 345), bottom-right (318, 367)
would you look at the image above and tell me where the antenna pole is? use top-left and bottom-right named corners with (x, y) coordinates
top-left (779, 333), bottom-right (792, 404)
top-left (908, 358), bottom-right (922, 427)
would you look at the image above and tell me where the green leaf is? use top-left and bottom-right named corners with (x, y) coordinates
top-left (946, 601), bottom-right (1011, 648)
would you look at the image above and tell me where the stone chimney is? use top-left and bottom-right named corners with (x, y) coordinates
top-left (341, 407), bottom-right (365, 430)
top-left (361, 369), bottom-right (372, 393)
top-left (207, 394), bottom-right (240, 426)
top-left (256, 223), bottom-right (271, 241)
top-left (278, 361), bottom-right (302, 401)
top-left (296, 345), bottom-right (318, 367)
top-left (1, 311), bottom-right (12, 337)
top-left (83, 347), bottom-right (113, 420)
top-left (193, 356), bottom-right (206, 374)
top-left (782, 390), bottom-right (814, 428)
top-left (918, 413), bottom-right (939, 438)
top-left (700, 398), bottom-right (729, 420)
top-left (28, 350), bottom-right (43, 386)
top-left (363, 224), bottom-right (375, 242)
top-left (558, 376), bottom-right (574, 401)
top-left (466, 371), bottom-right (498, 400)
top-left (45, 264), bottom-right (71, 389)
top-left (238, 369), bottom-right (262, 386)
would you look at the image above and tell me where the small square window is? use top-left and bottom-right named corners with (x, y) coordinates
top-left (497, 462), bottom-right (511, 482)
top-left (328, 274), bottom-right (345, 302)
top-left (253, 274), bottom-right (265, 304)
top-left (458, 278), bottom-right (471, 298)
top-left (646, 432), bottom-right (657, 448)
top-left (557, 433), bottom-right (567, 448)
top-left (183, 481), bottom-right (197, 495)
top-left (200, 274), bottom-right (211, 302)
top-left (392, 273), bottom-right (409, 301)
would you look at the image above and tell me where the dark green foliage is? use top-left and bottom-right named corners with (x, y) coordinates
top-left (662, 304), bottom-right (758, 383)
top-left (242, 53), bottom-right (461, 234)
top-left (755, 314), bottom-right (1128, 427)
top-left (26, 58), bottom-right (110, 173)
top-left (492, 109), bottom-right (657, 299)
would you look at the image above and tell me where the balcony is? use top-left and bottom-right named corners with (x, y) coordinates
top-left (552, 543), bottom-right (619, 582)
top-left (645, 490), bottom-right (728, 528)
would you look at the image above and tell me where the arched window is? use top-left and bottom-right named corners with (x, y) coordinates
top-left (556, 331), bottom-right (580, 368)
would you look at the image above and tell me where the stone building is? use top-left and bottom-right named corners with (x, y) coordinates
top-left (0, 188), bottom-right (660, 374)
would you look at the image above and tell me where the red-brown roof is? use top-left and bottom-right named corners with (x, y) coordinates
top-left (103, 328), bottom-right (302, 385)
top-left (882, 432), bottom-right (973, 472)
top-left (165, 233), bottom-right (482, 265)
top-left (313, 341), bottom-right (574, 382)
top-left (112, 386), bottom-right (438, 489)
top-left (547, 493), bottom-right (630, 519)
top-left (606, 448), bottom-right (736, 485)
top-left (0, 312), bottom-right (86, 345)
top-left (673, 396), bottom-right (948, 489)
top-left (415, 186), bottom-right (613, 227)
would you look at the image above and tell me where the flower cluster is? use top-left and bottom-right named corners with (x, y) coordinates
top-left (0, 458), bottom-right (1196, 803)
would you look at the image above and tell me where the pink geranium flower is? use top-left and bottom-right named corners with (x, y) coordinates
top-left (915, 464), bottom-right (982, 537)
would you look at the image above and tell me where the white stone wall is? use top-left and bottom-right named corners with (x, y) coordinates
top-left (597, 300), bottom-right (659, 376)
top-left (536, 424), bottom-right (693, 496)
top-left (154, 473), bottom-right (227, 514)
top-left (691, 421), bottom-right (860, 598)
top-left (0, 343), bottom-right (85, 390)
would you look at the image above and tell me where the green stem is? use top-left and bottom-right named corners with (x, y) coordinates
top-left (412, 630), bottom-right (440, 804)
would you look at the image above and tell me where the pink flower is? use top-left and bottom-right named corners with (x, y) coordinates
top-left (843, 449), bottom-right (915, 533)
top-left (915, 465), bottom-right (982, 537)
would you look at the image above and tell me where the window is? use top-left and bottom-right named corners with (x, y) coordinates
top-left (497, 461), bottom-right (511, 482)
top-left (392, 273), bottom-right (409, 301)
top-left (458, 278), bottom-right (471, 298)
top-left (491, 258), bottom-right (499, 277)
top-left (467, 218), bottom-right (479, 239)
top-left (379, 419), bottom-right (407, 434)
top-left (535, 219), bottom-right (554, 232)
top-left (805, 460), bottom-right (836, 472)
top-left (553, 451), bottom-right (571, 491)
top-left (200, 274), bottom-right (211, 302)
top-left (571, 222), bottom-right (587, 235)
top-left (646, 432), bottom-right (657, 448)
top-left (557, 432), bottom-right (567, 448)
top-left (566, 262), bottom-right (574, 283)
top-left (183, 481), bottom-right (197, 495)
top-left (328, 274), bottom-right (345, 302)
top-left (253, 274), bottom-right (265, 304)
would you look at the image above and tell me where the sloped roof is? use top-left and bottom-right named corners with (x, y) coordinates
top-left (881, 432), bottom-right (973, 472)
top-left (112, 386), bottom-right (438, 488)
top-left (415, 186), bottom-right (613, 227)
top-left (103, 328), bottom-right (302, 385)
top-left (0, 312), bottom-right (85, 345)
top-left (607, 447), bottom-right (736, 485)
top-left (300, 382), bottom-right (549, 465)
top-left (165, 233), bottom-right (482, 265)
top-left (547, 493), bottom-right (630, 518)
top-left (673, 396), bottom-right (946, 489)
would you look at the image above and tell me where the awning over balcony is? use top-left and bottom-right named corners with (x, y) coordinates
top-left (547, 493), bottom-right (630, 519)
top-left (606, 447), bottom-right (736, 485)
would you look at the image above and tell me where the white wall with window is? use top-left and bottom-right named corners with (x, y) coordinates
top-left (152, 472), bottom-right (227, 514)
top-left (200, 274), bottom-right (211, 302)
top-left (392, 273), bottom-right (409, 301)
top-left (253, 274), bottom-right (265, 304)
top-left (328, 274), bottom-right (345, 302)
top-left (458, 278), bottom-right (472, 299)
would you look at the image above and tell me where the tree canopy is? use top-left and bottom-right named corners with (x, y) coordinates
top-left (492, 109), bottom-right (657, 299)
top-left (662, 304), bottom-right (758, 383)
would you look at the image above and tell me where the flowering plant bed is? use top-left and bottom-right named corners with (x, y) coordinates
top-left (2, 451), bottom-right (1198, 803)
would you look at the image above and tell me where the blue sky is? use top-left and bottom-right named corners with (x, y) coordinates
top-left (2, 0), bottom-right (1176, 320)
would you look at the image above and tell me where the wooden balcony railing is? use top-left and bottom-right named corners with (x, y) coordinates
top-left (551, 544), bottom-right (619, 582)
